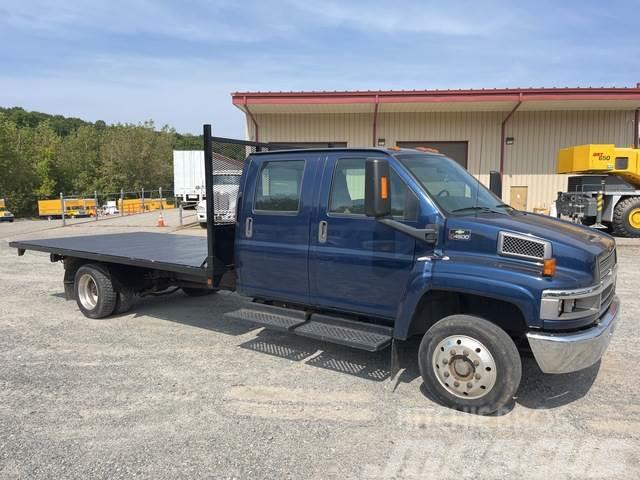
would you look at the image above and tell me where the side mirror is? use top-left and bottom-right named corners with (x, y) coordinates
top-left (489, 170), bottom-right (502, 199)
top-left (365, 158), bottom-right (392, 217)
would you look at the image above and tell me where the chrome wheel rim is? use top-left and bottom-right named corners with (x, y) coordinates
top-left (78, 273), bottom-right (98, 310)
top-left (432, 335), bottom-right (497, 399)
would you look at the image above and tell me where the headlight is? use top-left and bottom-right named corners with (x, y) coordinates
top-left (540, 265), bottom-right (617, 321)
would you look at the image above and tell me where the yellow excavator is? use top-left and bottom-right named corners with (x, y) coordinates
top-left (556, 144), bottom-right (640, 237)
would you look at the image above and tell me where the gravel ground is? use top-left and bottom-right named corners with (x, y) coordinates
top-left (0, 221), bottom-right (638, 479)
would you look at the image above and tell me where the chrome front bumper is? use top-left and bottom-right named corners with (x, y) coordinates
top-left (526, 296), bottom-right (620, 374)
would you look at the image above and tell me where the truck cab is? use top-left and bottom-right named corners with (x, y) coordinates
top-left (232, 147), bottom-right (619, 413)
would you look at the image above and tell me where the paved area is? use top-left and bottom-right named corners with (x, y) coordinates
top-left (0, 221), bottom-right (638, 478)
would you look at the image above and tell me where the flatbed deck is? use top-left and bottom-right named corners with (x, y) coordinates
top-left (10, 232), bottom-right (209, 277)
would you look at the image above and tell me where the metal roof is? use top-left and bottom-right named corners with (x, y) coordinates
top-left (232, 86), bottom-right (640, 113)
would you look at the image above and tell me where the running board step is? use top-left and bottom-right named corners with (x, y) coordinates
top-left (224, 304), bottom-right (307, 331)
top-left (293, 314), bottom-right (393, 352)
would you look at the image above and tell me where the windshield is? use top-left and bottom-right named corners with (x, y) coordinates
top-left (398, 154), bottom-right (511, 215)
top-left (213, 174), bottom-right (241, 186)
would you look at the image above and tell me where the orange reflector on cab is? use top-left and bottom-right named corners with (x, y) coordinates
top-left (543, 258), bottom-right (556, 277)
top-left (380, 176), bottom-right (388, 200)
top-left (416, 146), bottom-right (440, 153)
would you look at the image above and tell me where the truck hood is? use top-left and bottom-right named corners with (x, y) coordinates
top-left (444, 211), bottom-right (615, 280)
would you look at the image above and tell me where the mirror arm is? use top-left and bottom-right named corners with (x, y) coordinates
top-left (377, 218), bottom-right (438, 244)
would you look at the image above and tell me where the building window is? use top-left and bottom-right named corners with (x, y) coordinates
top-left (255, 160), bottom-right (305, 212)
top-left (397, 141), bottom-right (468, 169)
top-left (329, 158), bottom-right (416, 220)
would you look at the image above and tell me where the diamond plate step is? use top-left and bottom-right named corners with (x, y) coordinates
top-left (224, 303), bottom-right (307, 331)
top-left (293, 314), bottom-right (393, 352)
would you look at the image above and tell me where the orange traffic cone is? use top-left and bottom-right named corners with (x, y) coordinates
top-left (156, 212), bottom-right (166, 227)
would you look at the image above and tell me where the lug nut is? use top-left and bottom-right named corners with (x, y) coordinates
top-left (467, 382), bottom-right (473, 389)
top-left (442, 358), bottom-right (448, 365)
top-left (475, 373), bottom-right (481, 380)
top-left (474, 360), bottom-right (480, 366)
top-left (453, 381), bottom-right (460, 387)
top-left (450, 350), bottom-right (456, 356)
top-left (444, 371), bottom-right (450, 378)
top-left (463, 350), bottom-right (469, 356)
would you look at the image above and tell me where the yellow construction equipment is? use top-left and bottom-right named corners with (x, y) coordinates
top-left (556, 144), bottom-right (640, 237)
top-left (117, 198), bottom-right (171, 215)
top-left (38, 198), bottom-right (96, 219)
top-left (0, 199), bottom-right (14, 222)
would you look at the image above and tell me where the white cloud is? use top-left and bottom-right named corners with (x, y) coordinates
top-left (284, 0), bottom-right (516, 36)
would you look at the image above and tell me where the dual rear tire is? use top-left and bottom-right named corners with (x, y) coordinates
top-left (74, 264), bottom-right (134, 318)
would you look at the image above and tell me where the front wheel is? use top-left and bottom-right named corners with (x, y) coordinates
top-left (419, 315), bottom-right (522, 415)
top-left (612, 196), bottom-right (640, 237)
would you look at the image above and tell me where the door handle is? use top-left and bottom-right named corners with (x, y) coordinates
top-left (318, 220), bottom-right (328, 243)
top-left (245, 216), bottom-right (253, 238)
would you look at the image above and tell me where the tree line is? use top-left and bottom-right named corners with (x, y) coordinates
top-left (0, 107), bottom-right (203, 216)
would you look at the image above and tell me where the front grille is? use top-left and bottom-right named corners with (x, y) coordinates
top-left (599, 249), bottom-right (616, 279)
top-left (498, 232), bottom-right (551, 260)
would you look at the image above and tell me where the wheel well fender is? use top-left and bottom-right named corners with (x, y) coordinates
top-left (394, 275), bottom-right (537, 340)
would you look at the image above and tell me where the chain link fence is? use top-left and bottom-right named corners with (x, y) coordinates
top-left (34, 187), bottom-right (184, 226)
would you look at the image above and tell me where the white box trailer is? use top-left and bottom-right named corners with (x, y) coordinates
top-left (173, 150), bottom-right (206, 204)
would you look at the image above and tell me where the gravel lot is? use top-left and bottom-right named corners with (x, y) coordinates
top-left (1, 220), bottom-right (639, 479)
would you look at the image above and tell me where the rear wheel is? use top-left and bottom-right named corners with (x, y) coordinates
top-left (74, 264), bottom-right (118, 319)
top-left (419, 315), bottom-right (522, 415)
top-left (114, 287), bottom-right (135, 314)
top-left (612, 196), bottom-right (640, 237)
top-left (199, 222), bottom-right (207, 229)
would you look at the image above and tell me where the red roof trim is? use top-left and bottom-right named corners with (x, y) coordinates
top-left (232, 87), bottom-right (640, 106)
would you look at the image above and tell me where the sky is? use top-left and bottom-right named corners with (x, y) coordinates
top-left (0, 0), bottom-right (638, 137)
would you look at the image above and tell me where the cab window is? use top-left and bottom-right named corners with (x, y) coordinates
top-left (329, 158), bottom-right (417, 220)
top-left (254, 160), bottom-right (305, 212)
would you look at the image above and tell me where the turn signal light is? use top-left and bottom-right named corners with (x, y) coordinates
top-left (543, 258), bottom-right (556, 277)
top-left (380, 176), bottom-right (388, 200)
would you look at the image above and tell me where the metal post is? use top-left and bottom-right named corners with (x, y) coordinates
top-left (595, 178), bottom-right (605, 228)
top-left (179, 204), bottom-right (183, 226)
top-left (159, 187), bottom-right (163, 210)
top-left (141, 188), bottom-right (145, 213)
top-left (120, 189), bottom-right (124, 216)
top-left (204, 124), bottom-right (216, 281)
top-left (94, 191), bottom-right (98, 221)
top-left (60, 193), bottom-right (66, 226)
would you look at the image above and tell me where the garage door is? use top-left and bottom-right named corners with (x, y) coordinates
top-left (396, 141), bottom-right (468, 169)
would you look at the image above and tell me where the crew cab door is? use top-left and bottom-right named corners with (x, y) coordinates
top-left (309, 154), bottom-right (418, 319)
top-left (235, 153), bottom-right (320, 304)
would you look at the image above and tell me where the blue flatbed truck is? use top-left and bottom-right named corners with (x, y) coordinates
top-left (10, 126), bottom-right (620, 414)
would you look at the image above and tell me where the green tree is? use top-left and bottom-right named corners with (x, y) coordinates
top-left (98, 121), bottom-right (174, 193)
top-left (0, 115), bottom-right (38, 215)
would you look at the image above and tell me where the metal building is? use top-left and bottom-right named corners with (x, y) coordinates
top-left (232, 87), bottom-right (640, 211)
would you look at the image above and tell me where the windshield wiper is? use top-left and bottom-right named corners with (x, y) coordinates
top-left (451, 206), bottom-right (494, 214)
top-left (495, 203), bottom-right (513, 209)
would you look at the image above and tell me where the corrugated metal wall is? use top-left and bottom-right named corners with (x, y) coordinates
top-left (248, 110), bottom-right (634, 210)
